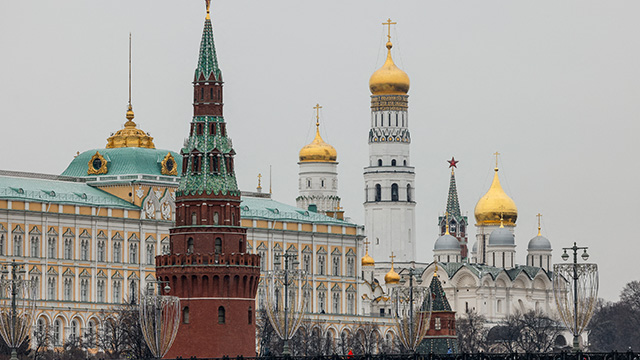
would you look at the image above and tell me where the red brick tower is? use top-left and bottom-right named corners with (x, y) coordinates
top-left (417, 270), bottom-right (458, 354)
top-left (156, 1), bottom-right (260, 357)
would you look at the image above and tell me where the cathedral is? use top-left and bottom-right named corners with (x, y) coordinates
top-left (0, 2), bottom-right (562, 356)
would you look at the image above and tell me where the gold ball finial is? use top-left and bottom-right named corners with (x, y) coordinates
top-left (205, 0), bottom-right (211, 19)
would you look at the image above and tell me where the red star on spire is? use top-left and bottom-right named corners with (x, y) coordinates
top-left (447, 157), bottom-right (459, 168)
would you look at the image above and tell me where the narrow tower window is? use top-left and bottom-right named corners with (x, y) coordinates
top-left (248, 306), bottom-right (252, 324)
top-left (391, 183), bottom-right (399, 201)
top-left (200, 88), bottom-right (204, 101)
top-left (377, 159), bottom-right (382, 167)
top-left (183, 307), bottom-right (190, 324)
top-left (407, 184), bottom-right (411, 202)
top-left (215, 238), bottom-right (222, 254)
top-left (187, 238), bottom-right (194, 254)
top-left (218, 306), bottom-right (225, 324)
top-left (396, 113), bottom-right (398, 126)
top-left (391, 159), bottom-right (396, 167)
top-left (210, 88), bottom-right (213, 100)
top-left (375, 184), bottom-right (381, 202)
top-left (191, 212), bottom-right (197, 225)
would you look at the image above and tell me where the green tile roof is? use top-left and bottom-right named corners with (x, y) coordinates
top-left (60, 148), bottom-right (181, 178)
top-left (239, 196), bottom-right (357, 227)
top-left (0, 175), bottom-right (139, 209)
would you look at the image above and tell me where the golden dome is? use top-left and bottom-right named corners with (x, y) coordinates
top-left (474, 167), bottom-right (518, 226)
top-left (299, 123), bottom-right (337, 163)
top-left (385, 265), bottom-right (400, 284)
top-left (106, 104), bottom-right (155, 149)
top-left (362, 251), bottom-right (374, 267)
top-left (369, 42), bottom-right (410, 95)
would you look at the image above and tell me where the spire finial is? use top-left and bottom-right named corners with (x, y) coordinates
top-left (364, 238), bottom-right (370, 254)
top-left (493, 151), bottom-right (500, 171)
top-left (445, 211), bottom-right (450, 235)
top-left (448, 156), bottom-right (459, 175)
top-left (205, 0), bottom-right (211, 20)
top-left (313, 103), bottom-right (322, 129)
top-left (382, 18), bottom-right (396, 48)
top-left (125, 33), bottom-right (135, 126)
top-left (257, 173), bottom-right (262, 192)
top-left (500, 213), bottom-right (505, 228)
top-left (389, 252), bottom-right (396, 270)
top-left (434, 263), bottom-right (438, 277)
top-left (536, 213), bottom-right (542, 236)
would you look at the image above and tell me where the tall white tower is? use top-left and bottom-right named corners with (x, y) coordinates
top-left (364, 20), bottom-right (416, 263)
top-left (297, 104), bottom-right (343, 219)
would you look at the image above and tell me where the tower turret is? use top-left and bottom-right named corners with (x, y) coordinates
top-left (527, 213), bottom-right (552, 271)
top-left (156, 2), bottom-right (260, 357)
top-left (364, 19), bottom-right (416, 264)
top-left (437, 157), bottom-right (468, 259)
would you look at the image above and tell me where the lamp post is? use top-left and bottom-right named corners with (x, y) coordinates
top-left (139, 280), bottom-right (181, 359)
top-left (0, 260), bottom-right (35, 360)
top-left (265, 252), bottom-right (307, 356)
top-left (553, 242), bottom-right (598, 352)
top-left (392, 263), bottom-right (432, 352)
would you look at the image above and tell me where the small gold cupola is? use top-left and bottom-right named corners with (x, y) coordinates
top-left (361, 238), bottom-right (375, 266)
top-left (106, 34), bottom-right (155, 149)
top-left (299, 104), bottom-right (337, 162)
top-left (384, 252), bottom-right (400, 284)
top-left (474, 153), bottom-right (518, 226)
top-left (369, 19), bottom-right (410, 96)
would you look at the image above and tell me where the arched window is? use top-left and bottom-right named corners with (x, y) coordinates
top-left (191, 212), bottom-right (197, 225)
top-left (391, 183), bottom-right (399, 201)
top-left (54, 319), bottom-right (61, 345)
top-left (248, 306), bottom-right (252, 324)
top-left (377, 159), bottom-right (382, 167)
top-left (403, 159), bottom-right (407, 166)
top-left (375, 184), bottom-right (381, 202)
top-left (210, 88), bottom-right (213, 100)
top-left (183, 307), bottom-right (190, 324)
top-left (213, 212), bottom-right (219, 225)
top-left (200, 87), bottom-right (204, 101)
top-left (212, 155), bottom-right (219, 174)
top-left (406, 184), bottom-right (412, 202)
top-left (187, 238), bottom-right (194, 254)
top-left (215, 238), bottom-right (222, 254)
top-left (391, 159), bottom-right (396, 166)
top-left (218, 306), bottom-right (226, 324)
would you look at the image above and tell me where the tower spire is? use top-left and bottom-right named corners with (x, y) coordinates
top-left (445, 157), bottom-right (462, 220)
top-left (125, 32), bottom-right (135, 126)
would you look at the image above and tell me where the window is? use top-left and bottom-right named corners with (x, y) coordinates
top-left (377, 159), bottom-right (382, 167)
top-left (64, 278), bottom-right (72, 301)
top-left (407, 184), bottom-right (412, 202)
top-left (347, 257), bottom-right (355, 277)
top-left (71, 320), bottom-right (78, 340)
top-left (303, 254), bottom-right (310, 273)
top-left (213, 212), bottom-right (219, 225)
top-left (214, 238), bottom-right (221, 254)
top-left (48, 237), bottom-right (56, 258)
top-left (435, 317), bottom-right (441, 330)
top-left (97, 241), bottom-right (105, 262)
top-left (391, 159), bottom-right (396, 166)
top-left (80, 240), bottom-right (89, 261)
top-left (183, 307), bottom-right (190, 324)
top-left (321, 179), bottom-right (325, 188)
top-left (13, 234), bottom-right (22, 256)
top-left (404, 159), bottom-right (407, 166)
top-left (97, 280), bottom-right (105, 302)
top-left (53, 320), bottom-right (61, 345)
top-left (318, 255), bottom-right (325, 275)
top-left (318, 292), bottom-right (326, 313)
top-left (47, 277), bottom-right (56, 300)
top-left (332, 256), bottom-right (340, 276)
top-left (129, 280), bottom-right (137, 303)
top-left (395, 113), bottom-right (398, 126)
top-left (113, 242), bottom-right (122, 262)
top-left (86, 320), bottom-right (96, 347)
top-left (113, 281), bottom-right (121, 303)
top-left (31, 236), bottom-right (39, 257)
top-left (306, 179), bottom-right (312, 188)
top-left (304, 289), bottom-right (311, 313)
top-left (332, 291), bottom-right (340, 313)
top-left (248, 307), bottom-right (252, 324)
top-left (391, 183), bottom-right (399, 201)
top-left (32, 276), bottom-right (40, 299)
top-left (218, 306), bottom-right (225, 324)
top-left (146, 244), bottom-right (155, 265)
top-left (497, 299), bottom-right (502, 313)
top-left (347, 293), bottom-right (355, 315)
top-left (0, 234), bottom-right (4, 255)
top-left (258, 250), bottom-right (266, 271)
top-left (64, 238), bottom-right (73, 259)
top-left (81, 279), bottom-right (89, 302)
top-left (130, 243), bottom-right (138, 264)
top-left (375, 184), bottom-right (381, 202)
top-left (210, 88), bottom-right (213, 100)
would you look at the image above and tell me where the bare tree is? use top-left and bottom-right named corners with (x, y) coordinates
top-left (457, 309), bottom-right (488, 353)
top-left (32, 324), bottom-right (51, 360)
top-left (95, 301), bottom-right (152, 359)
top-left (490, 310), bottom-right (560, 353)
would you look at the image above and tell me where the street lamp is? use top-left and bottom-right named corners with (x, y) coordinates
top-left (265, 252), bottom-right (308, 355)
top-left (0, 260), bottom-right (36, 360)
top-left (139, 280), bottom-right (181, 359)
top-left (392, 264), bottom-right (432, 352)
top-left (553, 242), bottom-right (598, 352)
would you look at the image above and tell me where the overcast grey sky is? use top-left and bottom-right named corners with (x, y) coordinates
top-left (1, 1), bottom-right (638, 301)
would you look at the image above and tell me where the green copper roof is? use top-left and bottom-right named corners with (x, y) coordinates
top-left (194, 17), bottom-right (221, 82)
top-left (429, 274), bottom-right (452, 311)
top-left (446, 170), bottom-right (462, 219)
top-left (178, 117), bottom-right (239, 195)
top-left (240, 196), bottom-right (357, 226)
top-left (0, 175), bottom-right (139, 210)
top-left (61, 148), bottom-right (181, 178)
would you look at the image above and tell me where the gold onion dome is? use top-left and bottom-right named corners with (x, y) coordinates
top-left (299, 124), bottom-right (337, 163)
top-left (385, 266), bottom-right (400, 284)
top-left (474, 167), bottom-right (518, 226)
top-left (362, 251), bottom-right (374, 266)
top-left (369, 41), bottom-right (410, 95)
top-left (106, 104), bottom-right (155, 149)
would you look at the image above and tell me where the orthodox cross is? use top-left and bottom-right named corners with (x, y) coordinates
top-left (536, 213), bottom-right (542, 236)
top-left (382, 18), bottom-right (397, 42)
top-left (363, 238), bottom-right (370, 252)
top-left (257, 173), bottom-right (262, 188)
top-left (389, 252), bottom-right (396, 266)
top-left (313, 103), bottom-right (322, 127)
top-left (334, 201), bottom-right (343, 212)
top-left (493, 151), bottom-right (500, 168)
